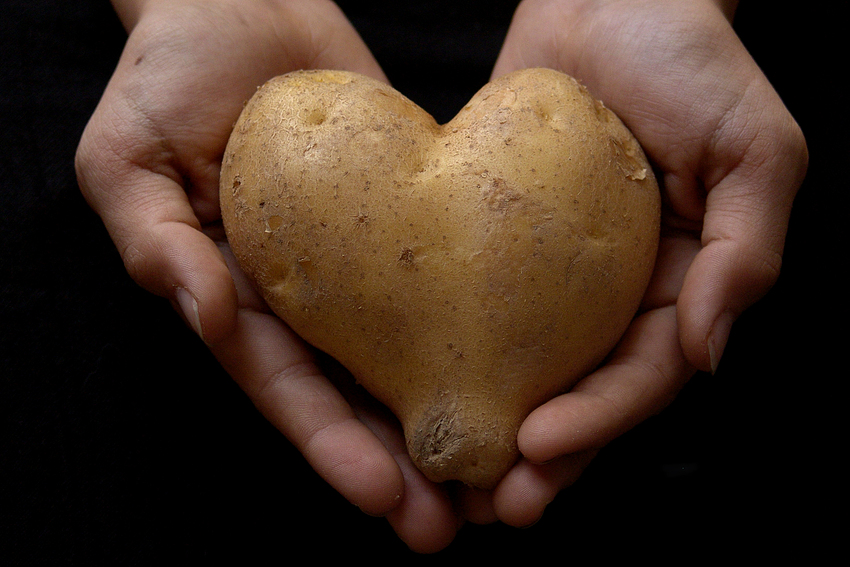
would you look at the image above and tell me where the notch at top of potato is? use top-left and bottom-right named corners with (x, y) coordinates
top-left (220, 68), bottom-right (660, 490)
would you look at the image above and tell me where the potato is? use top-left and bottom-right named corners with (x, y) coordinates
top-left (220, 68), bottom-right (660, 489)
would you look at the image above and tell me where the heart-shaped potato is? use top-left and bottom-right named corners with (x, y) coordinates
top-left (220, 68), bottom-right (660, 489)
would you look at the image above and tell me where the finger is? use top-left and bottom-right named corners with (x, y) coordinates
top-left (381, 438), bottom-right (460, 553)
top-left (325, 359), bottom-right (460, 553)
top-left (640, 225), bottom-right (702, 312)
top-left (454, 448), bottom-right (596, 527)
top-left (282, 0), bottom-right (388, 83)
top-left (76, 134), bottom-right (238, 344)
top-left (517, 305), bottom-right (695, 465)
top-left (454, 486), bottom-right (499, 526)
top-left (209, 306), bottom-right (405, 517)
top-left (678, 88), bottom-right (808, 373)
top-left (489, 0), bottom-right (556, 80)
top-left (491, 451), bottom-right (598, 528)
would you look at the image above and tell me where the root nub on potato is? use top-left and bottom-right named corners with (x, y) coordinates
top-left (220, 68), bottom-right (660, 490)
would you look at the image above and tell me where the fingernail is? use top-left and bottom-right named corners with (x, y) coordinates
top-left (708, 339), bottom-right (719, 375)
top-left (519, 509), bottom-right (546, 529)
top-left (708, 311), bottom-right (735, 375)
top-left (176, 287), bottom-right (204, 342)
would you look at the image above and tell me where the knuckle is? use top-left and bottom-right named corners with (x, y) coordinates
top-left (744, 240), bottom-right (783, 294)
top-left (119, 236), bottom-right (162, 291)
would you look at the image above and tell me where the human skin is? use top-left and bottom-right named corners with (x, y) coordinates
top-left (76, 0), bottom-right (807, 553)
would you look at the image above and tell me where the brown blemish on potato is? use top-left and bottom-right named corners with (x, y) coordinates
top-left (398, 247), bottom-right (414, 266)
top-left (352, 207), bottom-right (370, 227)
top-left (592, 97), bottom-right (613, 124)
top-left (407, 391), bottom-right (518, 489)
top-left (237, 117), bottom-right (253, 135)
top-left (482, 176), bottom-right (520, 212)
top-left (229, 175), bottom-right (249, 217)
top-left (409, 396), bottom-right (467, 466)
top-left (265, 215), bottom-right (283, 233)
top-left (609, 136), bottom-right (647, 181)
top-left (303, 108), bottom-right (327, 126)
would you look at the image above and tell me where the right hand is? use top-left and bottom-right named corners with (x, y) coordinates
top-left (76, 0), bottom-right (459, 552)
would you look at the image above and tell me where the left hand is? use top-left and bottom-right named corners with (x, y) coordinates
top-left (453, 0), bottom-right (808, 528)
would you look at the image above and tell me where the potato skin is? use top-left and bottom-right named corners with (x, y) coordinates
top-left (220, 68), bottom-right (660, 489)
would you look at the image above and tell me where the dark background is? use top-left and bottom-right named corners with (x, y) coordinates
top-left (1, 0), bottom-right (843, 563)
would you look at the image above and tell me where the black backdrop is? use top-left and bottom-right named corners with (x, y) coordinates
top-left (1, 0), bottom-right (843, 563)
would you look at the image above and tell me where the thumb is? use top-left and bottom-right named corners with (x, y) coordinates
top-left (75, 133), bottom-right (238, 345)
top-left (678, 102), bottom-right (807, 373)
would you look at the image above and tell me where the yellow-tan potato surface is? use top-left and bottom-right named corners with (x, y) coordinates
top-left (220, 68), bottom-right (660, 490)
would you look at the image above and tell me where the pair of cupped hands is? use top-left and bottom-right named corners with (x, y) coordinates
top-left (76, 0), bottom-right (807, 553)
